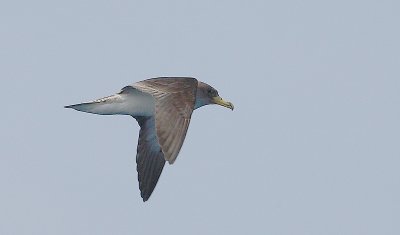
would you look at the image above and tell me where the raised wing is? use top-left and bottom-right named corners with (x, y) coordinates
top-left (133, 77), bottom-right (198, 164)
top-left (136, 116), bottom-right (166, 201)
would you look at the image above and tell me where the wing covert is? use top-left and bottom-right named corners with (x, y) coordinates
top-left (133, 77), bottom-right (198, 164)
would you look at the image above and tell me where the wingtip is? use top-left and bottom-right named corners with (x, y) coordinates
top-left (141, 194), bottom-right (149, 202)
top-left (64, 104), bottom-right (80, 110)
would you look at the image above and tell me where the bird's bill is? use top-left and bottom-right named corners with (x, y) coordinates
top-left (212, 96), bottom-right (234, 110)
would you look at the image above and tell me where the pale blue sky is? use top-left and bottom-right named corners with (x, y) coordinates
top-left (1, 0), bottom-right (399, 234)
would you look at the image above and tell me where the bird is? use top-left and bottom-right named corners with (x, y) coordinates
top-left (65, 77), bottom-right (234, 201)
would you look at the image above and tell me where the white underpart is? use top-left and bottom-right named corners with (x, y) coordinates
top-left (69, 87), bottom-right (155, 116)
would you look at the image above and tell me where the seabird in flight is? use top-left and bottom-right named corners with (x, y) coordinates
top-left (65, 77), bottom-right (234, 201)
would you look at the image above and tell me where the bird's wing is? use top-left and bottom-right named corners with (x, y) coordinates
top-left (136, 116), bottom-right (166, 201)
top-left (133, 77), bottom-right (198, 164)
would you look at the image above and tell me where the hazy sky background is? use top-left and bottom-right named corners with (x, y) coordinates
top-left (1, 0), bottom-right (399, 234)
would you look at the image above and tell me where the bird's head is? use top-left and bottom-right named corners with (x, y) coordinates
top-left (194, 82), bottom-right (234, 110)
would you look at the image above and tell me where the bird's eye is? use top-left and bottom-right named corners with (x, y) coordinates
top-left (207, 88), bottom-right (219, 97)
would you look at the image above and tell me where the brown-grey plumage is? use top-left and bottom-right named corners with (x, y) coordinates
top-left (133, 78), bottom-right (198, 164)
top-left (65, 77), bottom-right (233, 201)
top-left (136, 116), bottom-right (166, 201)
